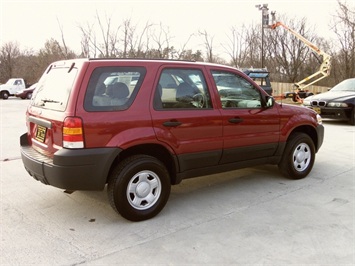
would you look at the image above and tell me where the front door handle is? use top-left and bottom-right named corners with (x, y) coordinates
top-left (163, 121), bottom-right (182, 127)
top-left (228, 117), bottom-right (243, 124)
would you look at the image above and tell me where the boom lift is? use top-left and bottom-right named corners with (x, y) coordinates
top-left (268, 14), bottom-right (331, 103)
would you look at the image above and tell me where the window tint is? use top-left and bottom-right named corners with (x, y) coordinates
top-left (211, 70), bottom-right (262, 109)
top-left (84, 67), bottom-right (146, 111)
top-left (31, 67), bottom-right (78, 111)
top-left (154, 68), bottom-right (212, 109)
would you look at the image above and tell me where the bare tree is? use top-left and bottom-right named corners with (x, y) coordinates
top-left (199, 30), bottom-right (215, 62)
top-left (79, 21), bottom-right (96, 58)
top-left (330, 0), bottom-right (355, 81)
top-left (57, 17), bottom-right (69, 58)
top-left (222, 25), bottom-right (258, 67)
top-left (96, 11), bottom-right (120, 57)
top-left (0, 42), bottom-right (21, 82)
top-left (244, 24), bottom-right (264, 68)
top-left (122, 19), bottom-right (149, 58)
top-left (121, 18), bottom-right (133, 58)
top-left (150, 22), bottom-right (173, 59)
top-left (264, 16), bottom-right (321, 83)
top-left (13, 50), bottom-right (40, 85)
top-left (78, 11), bottom-right (120, 58)
top-left (175, 33), bottom-right (195, 60)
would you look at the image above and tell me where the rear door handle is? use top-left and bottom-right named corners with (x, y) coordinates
top-left (163, 121), bottom-right (182, 127)
top-left (228, 117), bottom-right (243, 124)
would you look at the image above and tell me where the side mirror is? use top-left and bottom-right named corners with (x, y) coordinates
top-left (265, 96), bottom-right (275, 108)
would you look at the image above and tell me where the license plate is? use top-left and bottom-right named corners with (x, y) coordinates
top-left (35, 125), bottom-right (47, 143)
top-left (312, 107), bottom-right (321, 114)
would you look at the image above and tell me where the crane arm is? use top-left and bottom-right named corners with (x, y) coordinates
top-left (270, 21), bottom-right (331, 90)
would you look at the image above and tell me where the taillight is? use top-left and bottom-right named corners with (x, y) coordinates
top-left (63, 117), bottom-right (84, 148)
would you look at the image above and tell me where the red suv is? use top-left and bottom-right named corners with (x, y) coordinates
top-left (20, 59), bottom-right (324, 221)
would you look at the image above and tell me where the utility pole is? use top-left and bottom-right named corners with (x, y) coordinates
top-left (255, 4), bottom-right (270, 68)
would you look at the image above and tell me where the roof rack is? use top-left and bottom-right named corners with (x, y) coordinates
top-left (88, 58), bottom-right (197, 63)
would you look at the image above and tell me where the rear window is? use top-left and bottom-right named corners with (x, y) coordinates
top-left (31, 66), bottom-right (78, 111)
top-left (84, 67), bottom-right (146, 112)
top-left (248, 72), bottom-right (268, 78)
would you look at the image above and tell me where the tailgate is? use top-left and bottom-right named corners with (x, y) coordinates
top-left (25, 59), bottom-right (86, 156)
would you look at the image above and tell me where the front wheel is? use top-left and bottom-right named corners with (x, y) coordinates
top-left (278, 133), bottom-right (315, 179)
top-left (107, 155), bottom-right (171, 221)
top-left (1, 91), bottom-right (9, 99)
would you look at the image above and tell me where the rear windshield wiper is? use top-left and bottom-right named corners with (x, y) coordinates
top-left (41, 99), bottom-right (60, 103)
top-left (38, 99), bottom-right (62, 106)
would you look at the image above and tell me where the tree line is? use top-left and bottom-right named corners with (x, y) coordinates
top-left (0, 0), bottom-right (353, 89)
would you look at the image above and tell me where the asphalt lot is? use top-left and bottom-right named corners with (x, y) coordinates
top-left (1, 98), bottom-right (354, 265)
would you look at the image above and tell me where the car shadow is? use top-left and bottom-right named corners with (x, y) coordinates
top-left (68, 165), bottom-right (294, 223)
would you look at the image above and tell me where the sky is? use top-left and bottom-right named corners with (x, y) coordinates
top-left (0, 0), bottom-right (341, 56)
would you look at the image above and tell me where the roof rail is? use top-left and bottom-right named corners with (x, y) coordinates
top-left (88, 58), bottom-right (197, 63)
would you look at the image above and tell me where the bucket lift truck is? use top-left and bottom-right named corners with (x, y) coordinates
top-left (269, 14), bottom-right (331, 103)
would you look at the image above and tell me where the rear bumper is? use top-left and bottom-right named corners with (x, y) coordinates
top-left (20, 133), bottom-right (121, 190)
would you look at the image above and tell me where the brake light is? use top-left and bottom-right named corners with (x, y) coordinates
top-left (63, 117), bottom-right (84, 148)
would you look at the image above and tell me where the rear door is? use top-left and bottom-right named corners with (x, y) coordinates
top-left (150, 65), bottom-right (223, 172)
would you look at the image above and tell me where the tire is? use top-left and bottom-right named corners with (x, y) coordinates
top-left (1, 91), bottom-right (9, 100)
top-left (107, 155), bottom-right (171, 221)
top-left (26, 92), bottom-right (33, 99)
top-left (278, 133), bottom-right (315, 179)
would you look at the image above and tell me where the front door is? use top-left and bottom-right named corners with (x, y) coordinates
top-left (210, 69), bottom-right (280, 164)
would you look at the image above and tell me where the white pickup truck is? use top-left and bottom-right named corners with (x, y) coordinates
top-left (0, 78), bottom-right (26, 99)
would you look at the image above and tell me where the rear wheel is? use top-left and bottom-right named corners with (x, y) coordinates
top-left (26, 92), bottom-right (33, 99)
top-left (107, 155), bottom-right (171, 221)
top-left (278, 133), bottom-right (315, 179)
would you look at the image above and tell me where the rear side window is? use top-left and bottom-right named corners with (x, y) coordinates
top-left (31, 67), bottom-right (78, 111)
top-left (84, 67), bottom-right (146, 112)
top-left (154, 68), bottom-right (212, 109)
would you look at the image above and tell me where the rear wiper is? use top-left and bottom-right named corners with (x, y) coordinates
top-left (41, 99), bottom-right (60, 103)
top-left (38, 99), bottom-right (61, 106)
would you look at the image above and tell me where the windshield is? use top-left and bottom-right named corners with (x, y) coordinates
top-left (331, 78), bottom-right (355, 92)
top-left (6, 79), bottom-right (22, 85)
top-left (6, 79), bottom-right (15, 85)
top-left (31, 67), bottom-right (78, 111)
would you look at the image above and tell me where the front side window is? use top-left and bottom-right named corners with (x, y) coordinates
top-left (212, 70), bottom-right (262, 108)
top-left (84, 67), bottom-right (146, 112)
top-left (154, 68), bottom-right (212, 109)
